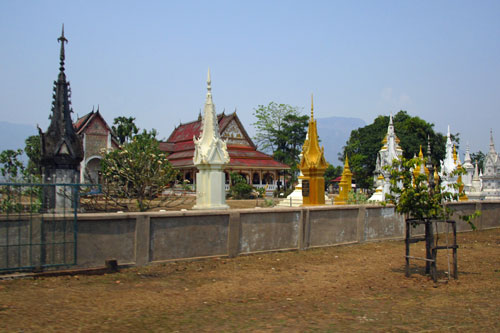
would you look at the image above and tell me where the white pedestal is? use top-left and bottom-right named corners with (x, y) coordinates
top-left (193, 164), bottom-right (229, 210)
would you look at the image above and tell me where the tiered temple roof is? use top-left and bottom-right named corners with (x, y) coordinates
top-left (160, 112), bottom-right (290, 170)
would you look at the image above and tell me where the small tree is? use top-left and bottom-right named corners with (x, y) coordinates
top-left (100, 129), bottom-right (178, 211)
top-left (24, 135), bottom-right (42, 178)
top-left (0, 149), bottom-right (25, 182)
top-left (385, 156), bottom-right (477, 228)
top-left (112, 116), bottom-right (139, 145)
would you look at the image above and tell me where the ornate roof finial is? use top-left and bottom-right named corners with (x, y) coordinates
top-left (58, 24), bottom-right (68, 74)
top-left (310, 93), bottom-right (314, 119)
top-left (426, 135), bottom-right (432, 162)
top-left (453, 144), bottom-right (457, 164)
top-left (489, 128), bottom-right (496, 153)
top-left (207, 68), bottom-right (212, 94)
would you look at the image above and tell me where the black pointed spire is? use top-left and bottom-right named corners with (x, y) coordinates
top-left (40, 26), bottom-right (83, 172)
top-left (58, 24), bottom-right (68, 76)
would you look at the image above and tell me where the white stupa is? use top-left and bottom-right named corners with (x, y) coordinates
top-left (192, 69), bottom-right (230, 210)
top-left (480, 130), bottom-right (500, 199)
top-left (369, 114), bottom-right (403, 201)
top-left (462, 144), bottom-right (474, 192)
top-left (439, 126), bottom-right (458, 195)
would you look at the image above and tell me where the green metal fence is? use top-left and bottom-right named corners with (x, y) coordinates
top-left (0, 183), bottom-right (99, 273)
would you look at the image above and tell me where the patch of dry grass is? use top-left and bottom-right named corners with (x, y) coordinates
top-left (0, 228), bottom-right (498, 332)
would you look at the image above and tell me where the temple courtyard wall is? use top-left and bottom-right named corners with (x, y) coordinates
top-left (72, 201), bottom-right (500, 269)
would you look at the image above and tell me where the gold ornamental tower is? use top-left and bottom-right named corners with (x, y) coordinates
top-left (334, 155), bottom-right (353, 205)
top-left (299, 95), bottom-right (328, 206)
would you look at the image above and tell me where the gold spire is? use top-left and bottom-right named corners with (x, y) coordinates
top-left (300, 95), bottom-right (327, 206)
top-left (310, 93), bottom-right (314, 119)
top-left (418, 145), bottom-right (424, 159)
top-left (334, 155), bottom-right (353, 205)
top-left (453, 145), bottom-right (457, 164)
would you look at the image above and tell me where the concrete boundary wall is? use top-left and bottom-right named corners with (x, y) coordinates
top-left (71, 201), bottom-right (500, 269)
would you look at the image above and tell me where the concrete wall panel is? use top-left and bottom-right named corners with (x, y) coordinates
top-left (309, 208), bottom-right (358, 246)
top-left (239, 211), bottom-right (300, 253)
top-left (150, 215), bottom-right (229, 261)
top-left (364, 207), bottom-right (404, 241)
top-left (77, 218), bottom-right (136, 268)
top-left (479, 202), bottom-right (500, 229)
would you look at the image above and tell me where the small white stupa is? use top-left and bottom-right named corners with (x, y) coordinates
top-left (462, 144), bottom-right (474, 192)
top-left (369, 114), bottom-right (403, 201)
top-left (192, 69), bottom-right (230, 210)
top-left (439, 126), bottom-right (458, 195)
top-left (467, 162), bottom-right (483, 200)
top-left (480, 130), bottom-right (500, 199)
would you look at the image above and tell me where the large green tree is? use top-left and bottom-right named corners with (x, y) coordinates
top-left (272, 113), bottom-right (309, 167)
top-left (112, 116), bottom-right (139, 145)
top-left (342, 111), bottom-right (458, 189)
top-left (252, 102), bottom-right (309, 171)
top-left (100, 129), bottom-right (178, 211)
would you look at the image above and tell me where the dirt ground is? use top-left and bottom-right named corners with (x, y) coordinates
top-left (0, 228), bottom-right (498, 332)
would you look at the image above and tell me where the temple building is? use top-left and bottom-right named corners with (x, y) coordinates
top-left (74, 107), bottom-right (119, 183)
top-left (369, 115), bottom-right (403, 201)
top-left (160, 111), bottom-right (290, 195)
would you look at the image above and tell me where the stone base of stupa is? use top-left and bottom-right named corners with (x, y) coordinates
top-left (192, 166), bottom-right (229, 210)
top-left (368, 186), bottom-right (385, 202)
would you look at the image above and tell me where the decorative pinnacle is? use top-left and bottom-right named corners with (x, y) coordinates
top-left (207, 68), bottom-right (211, 94)
top-left (426, 135), bottom-right (432, 164)
top-left (490, 128), bottom-right (496, 153)
top-left (310, 93), bottom-right (314, 119)
top-left (57, 24), bottom-right (68, 73)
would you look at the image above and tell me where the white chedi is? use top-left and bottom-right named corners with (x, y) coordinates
top-left (369, 114), bottom-right (403, 202)
top-left (192, 69), bottom-right (230, 210)
top-left (462, 144), bottom-right (474, 192)
top-left (480, 130), bottom-right (500, 199)
top-left (439, 126), bottom-right (458, 195)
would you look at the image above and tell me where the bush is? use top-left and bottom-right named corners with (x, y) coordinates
top-left (229, 173), bottom-right (253, 199)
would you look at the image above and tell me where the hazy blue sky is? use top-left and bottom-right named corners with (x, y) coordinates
top-left (1, 1), bottom-right (499, 156)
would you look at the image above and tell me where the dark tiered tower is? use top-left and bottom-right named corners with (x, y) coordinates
top-left (39, 25), bottom-right (83, 210)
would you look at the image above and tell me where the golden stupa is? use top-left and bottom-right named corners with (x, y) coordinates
top-left (299, 94), bottom-right (328, 206)
top-left (334, 155), bottom-right (353, 205)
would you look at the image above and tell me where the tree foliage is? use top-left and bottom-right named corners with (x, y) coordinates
top-left (471, 151), bottom-right (485, 172)
top-left (324, 164), bottom-right (343, 189)
top-left (385, 156), bottom-right (477, 230)
top-left (229, 172), bottom-right (254, 199)
top-left (252, 102), bottom-right (309, 178)
top-left (342, 111), bottom-right (459, 189)
top-left (272, 113), bottom-right (309, 168)
top-left (100, 129), bottom-right (178, 211)
top-left (0, 149), bottom-right (25, 181)
top-left (112, 116), bottom-right (139, 145)
top-left (24, 135), bottom-right (42, 177)
top-left (252, 102), bottom-right (302, 152)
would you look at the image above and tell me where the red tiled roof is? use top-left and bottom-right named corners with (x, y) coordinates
top-left (162, 113), bottom-right (289, 170)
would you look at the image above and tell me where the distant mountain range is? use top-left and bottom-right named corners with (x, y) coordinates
top-left (0, 117), bottom-right (365, 167)
top-left (316, 116), bottom-right (366, 165)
